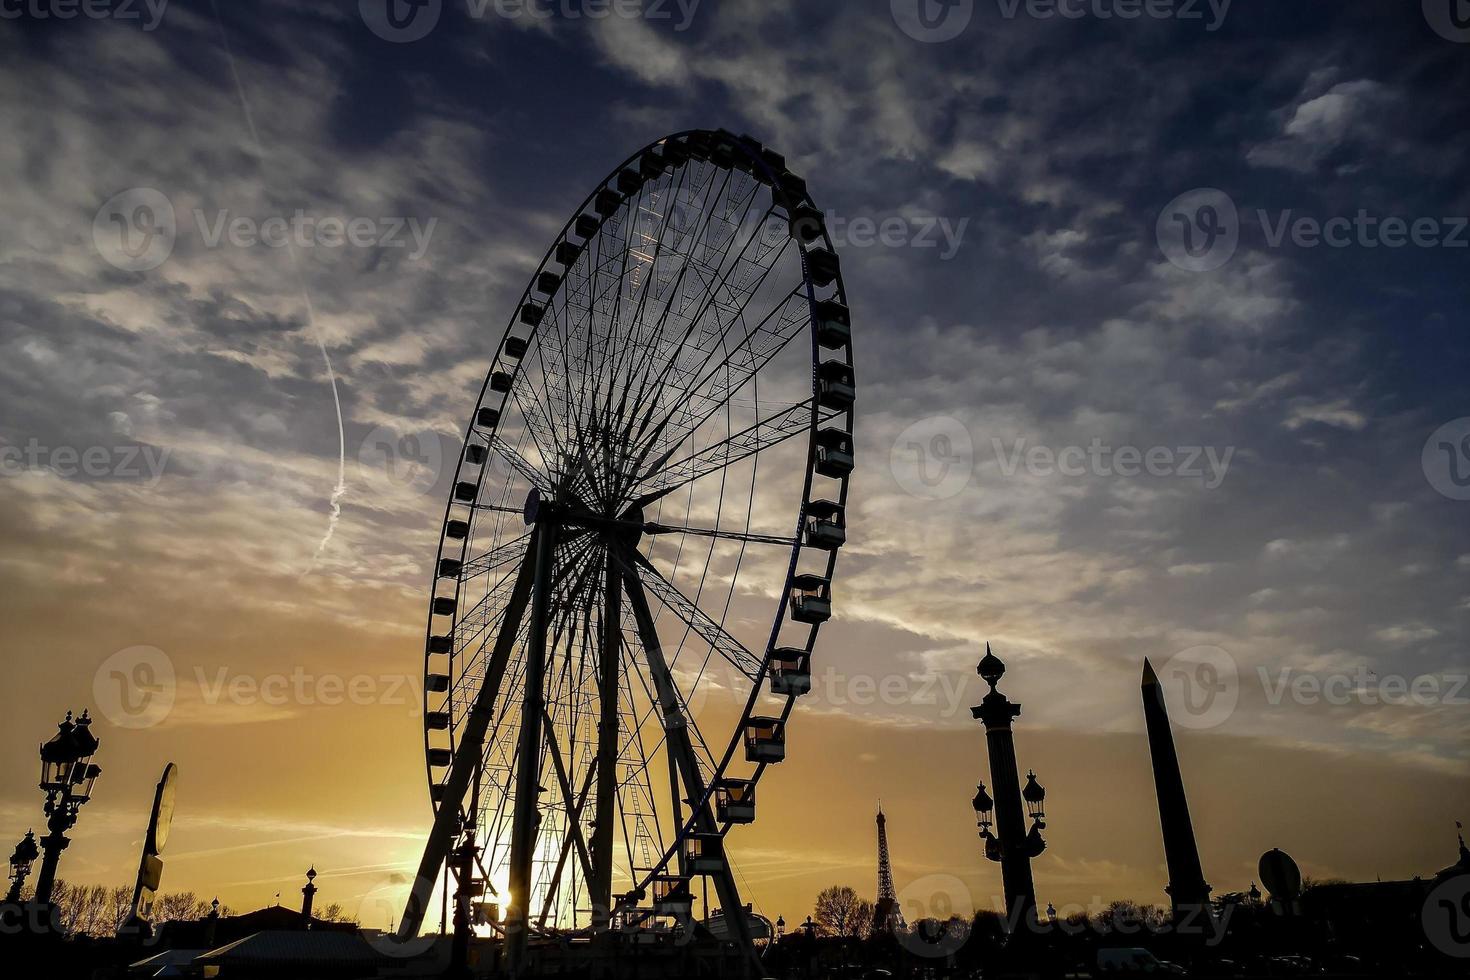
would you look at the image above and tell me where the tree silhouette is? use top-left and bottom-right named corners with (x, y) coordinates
top-left (813, 885), bottom-right (874, 938)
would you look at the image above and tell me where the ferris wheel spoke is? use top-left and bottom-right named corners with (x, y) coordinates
top-left (617, 550), bottom-right (762, 682)
top-left (403, 539), bottom-right (538, 942)
top-left (623, 289), bottom-right (811, 485)
top-left (459, 531), bottom-right (533, 583)
top-left (643, 522), bottom-right (797, 548)
top-left (487, 435), bottom-right (553, 493)
top-left (597, 178), bottom-right (761, 462)
top-left (611, 202), bottom-right (783, 475)
top-left (633, 399), bottom-right (837, 504)
top-left (607, 176), bottom-right (738, 437)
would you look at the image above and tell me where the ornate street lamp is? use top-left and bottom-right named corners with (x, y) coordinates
top-left (1023, 771), bottom-right (1046, 825)
top-left (32, 710), bottom-right (102, 909)
top-left (776, 915), bottom-right (786, 939)
top-left (7, 831), bottom-right (40, 903)
top-left (971, 646), bottom-right (1049, 935)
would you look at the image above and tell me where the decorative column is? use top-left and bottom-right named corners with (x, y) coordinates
top-left (970, 646), bottom-right (1047, 935)
top-left (301, 867), bottom-right (318, 923)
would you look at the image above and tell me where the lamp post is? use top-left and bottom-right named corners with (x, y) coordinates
top-left (33, 710), bottom-right (102, 909)
top-left (971, 645), bottom-right (1047, 936)
top-left (7, 831), bottom-right (40, 903)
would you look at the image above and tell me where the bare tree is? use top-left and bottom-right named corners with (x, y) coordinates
top-left (316, 902), bottom-right (356, 924)
top-left (813, 885), bottom-right (873, 939)
top-left (153, 891), bottom-right (212, 924)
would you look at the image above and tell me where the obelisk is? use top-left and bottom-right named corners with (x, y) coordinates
top-left (1141, 658), bottom-right (1211, 919)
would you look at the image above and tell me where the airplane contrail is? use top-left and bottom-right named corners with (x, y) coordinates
top-left (210, 2), bottom-right (348, 576)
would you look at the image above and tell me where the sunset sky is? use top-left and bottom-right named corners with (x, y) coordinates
top-left (2, 0), bottom-right (1468, 935)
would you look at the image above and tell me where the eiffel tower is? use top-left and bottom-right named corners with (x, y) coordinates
top-left (872, 805), bottom-right (906, 933)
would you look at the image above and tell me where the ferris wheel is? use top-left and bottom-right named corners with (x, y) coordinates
top-left (397, 129), bottom-right (855, 966)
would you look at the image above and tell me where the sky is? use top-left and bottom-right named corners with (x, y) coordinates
top-left (1, 0), bottom-right (1468, 935)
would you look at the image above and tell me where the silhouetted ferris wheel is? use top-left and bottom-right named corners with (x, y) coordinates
top-left (400, 129), bottom-right (855, 966)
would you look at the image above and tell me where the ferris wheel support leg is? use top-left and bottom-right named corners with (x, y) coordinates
top-left (589, 550), bottom-right (622, 931)
top-left (396, 538), bottom-right (539, 945)
top-left (505, 520), bottom-right (558, 978)
top-left (621, 562), bottom-right (762, 977)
